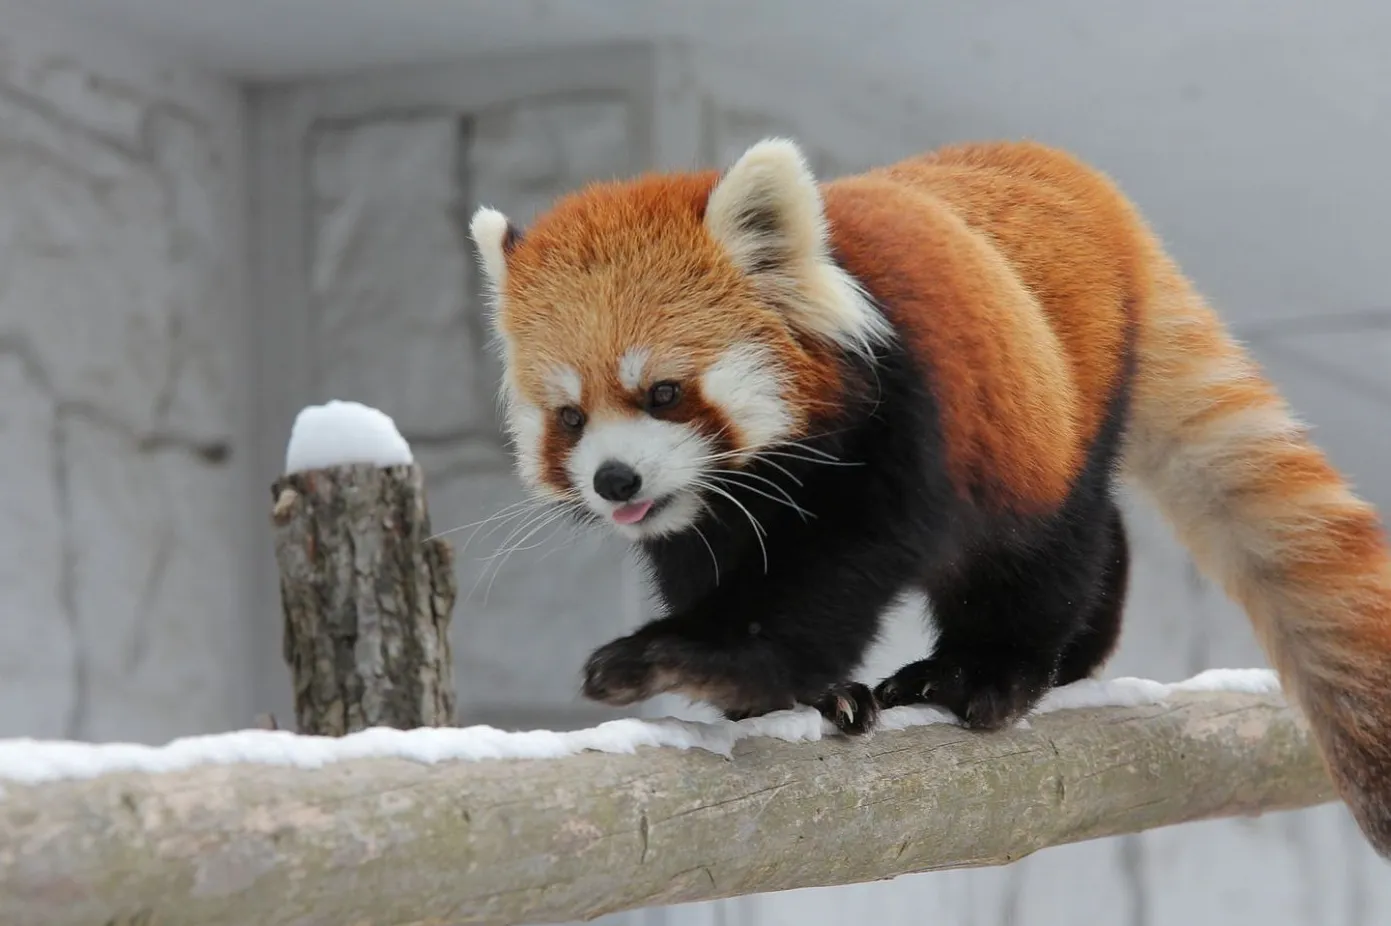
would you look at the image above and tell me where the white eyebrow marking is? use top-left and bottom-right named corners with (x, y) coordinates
top-left (544, 365), bottom-right (583, 404)
top-left (618, 348), bottom-right (650, 391)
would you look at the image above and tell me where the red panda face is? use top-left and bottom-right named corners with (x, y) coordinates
top-left (503, 341), bottom-right (797, 538)
top-left (485, 206), bottom-right (806, 539)
top-left (469, 139), bottom-right (890, 539)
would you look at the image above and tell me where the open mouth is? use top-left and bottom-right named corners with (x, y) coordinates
top-left (611, 495), bottom-right (672, 526)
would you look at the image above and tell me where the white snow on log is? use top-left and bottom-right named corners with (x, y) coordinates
top-left (0, 670), bottom-right (1281, 786)
top-left (284, 400), bottom-right (413, 474)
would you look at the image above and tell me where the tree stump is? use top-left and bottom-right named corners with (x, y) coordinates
top-left (270, 463), bottom-right (457, 735)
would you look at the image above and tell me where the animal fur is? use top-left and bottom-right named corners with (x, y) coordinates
top-left (469, 137), bottom-right (1391, 858)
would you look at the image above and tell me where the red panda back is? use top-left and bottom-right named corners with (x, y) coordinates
top-left (817, 149), bottom-right (1135, 511)
top-left (879, 143), bottom-right (1143, 439)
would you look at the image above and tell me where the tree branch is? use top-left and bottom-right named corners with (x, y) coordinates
top-left (0, 689), bottom-right (1336, 926)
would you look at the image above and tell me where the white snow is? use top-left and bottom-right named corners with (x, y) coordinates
top-left (1165, 667), bottom-right (1284, 695)
top-left (0, 669), bottom-right (1281, 786)
top-left (283, 400), bottom-right (414, 474)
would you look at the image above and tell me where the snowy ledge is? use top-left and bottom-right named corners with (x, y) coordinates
top-left (0, 673), bottom-right (1338, 926)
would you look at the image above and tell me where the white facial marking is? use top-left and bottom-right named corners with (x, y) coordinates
top-left (567, 416), bottom-right (714, 538)
top-left (543, 365), bottom-right (583, 405)
top-left (502, 395), bottom-right (547, 491)
top-left (617, 347), bottom-right (650, 391)
top-left (701, 343), bottom-right (794, 451)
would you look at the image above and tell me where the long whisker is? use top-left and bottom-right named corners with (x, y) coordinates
top-left (449, 503), bottom-right (549, 563)
top-left (475, 504), bottom-right (576, 606)
top-left (480, 509), bottom-right (573, 561)
top-left (467, 498), bottom-right (571, 586)
top-left (693, 447), bottom-right (806, 487)
top-left (465, 506), bottom-right (554, 602)
top-left (483, 493), bottom-right (585, 559)
top-left (699, 437), bottom-right (864, 469)
top-left (700, 448), bottom-right (863, 470)
top-left (708, 469), bottom-right (815, 522)
top-left (427, 499), bottom-right (544, 563)
top-left (463, 488), bottom-right (585, 558)
top-left (691, 523), bottom-right (720, 587)
top-left (709, 466), bottom-right (803, 504)
top-left (750, 454), bottom-right (803, 487)
top-left (426, 498), bottom-right (535, 542)
top-left (693, 479), bottom-right (769, 574)
top-left (534, 520), bottom-right (585, 566)
top-left (773, 438), bottom-right (846, 462)
top-left (481, 508), bottom-right (576, 606)
top-left (475, 498), bottom-right (559, 548)
top-left (756, 450), bottom-right (864, 468)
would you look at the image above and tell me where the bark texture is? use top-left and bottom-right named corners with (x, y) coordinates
top-left (0, 690), bottom-right (1337, 926)
top-left (271, 463), bottom-right (457, 735)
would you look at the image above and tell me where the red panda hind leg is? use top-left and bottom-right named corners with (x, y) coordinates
top-left (874, 493), bottom-right (1131, 728)
top-left (1054, 499), bottom-right (1130, 686)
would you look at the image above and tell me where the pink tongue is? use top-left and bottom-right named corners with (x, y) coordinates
top-left (612, 499), bottom-right (654, 525)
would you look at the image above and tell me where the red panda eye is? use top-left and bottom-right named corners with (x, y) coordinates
top-left (647, 381), bottom-right (681, 410)
top-left (558, 406), bottom-right (585, 431)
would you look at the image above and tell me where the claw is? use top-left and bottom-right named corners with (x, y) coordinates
top-left (815, 682), bottom-right (879, 736)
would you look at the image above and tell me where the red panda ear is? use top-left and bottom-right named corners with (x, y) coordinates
top-left (704, 139), bottom-right (889, 356)
top-left (705, 138), bottom-right (826, 279)
top-left (468, 206), bottom-right (522, 297)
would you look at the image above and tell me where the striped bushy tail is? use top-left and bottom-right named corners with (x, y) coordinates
top-left (1124, 258), bottom-right (1391, 857)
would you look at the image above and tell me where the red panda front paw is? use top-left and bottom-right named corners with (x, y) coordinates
top-left (581, 630), bottom-right (805, 718)
top-left (581, 634), bottom-right (676, 706)
top-left (874, 654), bottom-right (1050, 730)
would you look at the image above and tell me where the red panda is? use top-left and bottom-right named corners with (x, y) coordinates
top-left (469, 137), bottom-right (1391, 857)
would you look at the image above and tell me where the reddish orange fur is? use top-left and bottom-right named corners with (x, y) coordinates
top-left (492, 140), bottom-right (1391, 855)
top-left (501, 173), bottom-right (846, 478)
top-left (824, 180), bottom-right (1075, 512)
top-left (503, 146), bottom-right (1142, 515)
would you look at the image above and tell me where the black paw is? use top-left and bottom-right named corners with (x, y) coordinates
top-left (581, 634), bottom-right (675, 706)
top-left (873, 655), bottom-right (1049, 730)
top-left (722, 707), bottom-right (763, 723)
top-left (812, 681), bottom-right (880, 736)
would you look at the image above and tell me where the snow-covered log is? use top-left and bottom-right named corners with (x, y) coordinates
top-left (273, 400), bottom-right (457, 734)
top-left (0, 678), bottom-right (1336, 926)
top-left (0, 400), bottom-right (1338, 925)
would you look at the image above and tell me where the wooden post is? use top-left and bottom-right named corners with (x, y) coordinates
top-left (270, 462), bottom-right (457, 735)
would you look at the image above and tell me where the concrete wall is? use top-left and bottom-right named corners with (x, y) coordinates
top-left (4, 2), bottom-right (1391, 922)
top-left (0, 4), bottom-right (253, 744)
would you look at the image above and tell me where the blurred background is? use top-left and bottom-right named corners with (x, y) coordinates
top-left (2, 1), bottom-right (1390, 924)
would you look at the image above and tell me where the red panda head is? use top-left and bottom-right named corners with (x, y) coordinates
top-left (468, 138), bottom-right (889, 539)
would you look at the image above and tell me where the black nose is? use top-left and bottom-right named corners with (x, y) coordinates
top-left (593, 460), bottom-right (643, 502)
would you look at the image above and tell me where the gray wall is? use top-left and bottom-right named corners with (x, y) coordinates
top-left (0, 5), bottom-right (254, 743)
top-left (4, 2), bottom-right (1391, 924)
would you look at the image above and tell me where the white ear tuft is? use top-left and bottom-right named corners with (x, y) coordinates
top-left (704, 138), bottom-right (890, 356)
top-left (469, 206), bottom-right (514, 291)
top-left (705, 138), bottom-right (825, 276)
